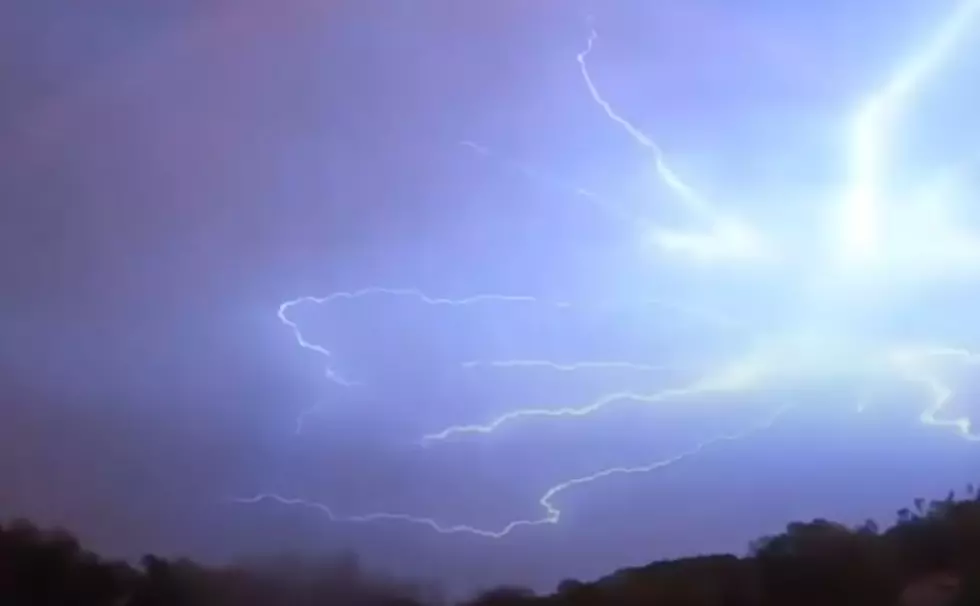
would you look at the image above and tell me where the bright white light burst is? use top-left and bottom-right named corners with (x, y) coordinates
top-left (238, 1), bottom-right (980, 538)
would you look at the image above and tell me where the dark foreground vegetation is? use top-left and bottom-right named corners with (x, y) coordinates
top-left (2, 487), bottom-right (979, 606)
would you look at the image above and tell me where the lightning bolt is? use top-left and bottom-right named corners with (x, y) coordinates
top-left (577, 27), bottom-right (768, 263)
top-left (460, 359), bottom-right (675, 372)
top-left (576, 29), bottom-right (708, 218)
top-left (836, 0), bottom-right (980, 266)
top-left (235, 403), bottom-right (791, 538)
top-left (279, 297), bottom-right (360, 388)
top-left (278, 288), bottom-right (573, 388)
top-left (279, 286), bottom-right (732, 438)
top-left (242, 2), bottom-right (980, 541)
top-left (280, 287), bottom-right (742, 394)
top-left (264, 284), bottom-right (771, 537)
top-left (888, 346), bottom-right (980, 440)
top-left (424, 352), bottom-right (767, 442)
top-left (832, 0), bottom-right (980, 440)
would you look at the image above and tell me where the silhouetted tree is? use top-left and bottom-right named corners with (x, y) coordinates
top-left (467, 585), bottom-right (537, 606)
top-left (4, 484), bottom-right (980, 605)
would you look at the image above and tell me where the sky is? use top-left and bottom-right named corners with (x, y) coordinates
top-left (2, 0), bottom-right (980, 596)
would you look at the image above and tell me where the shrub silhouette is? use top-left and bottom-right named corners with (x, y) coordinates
top-left (2, 485), bottom-right (979, 605)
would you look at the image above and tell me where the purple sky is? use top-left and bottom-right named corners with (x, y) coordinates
top-left (2, 0), bottom-right (979, 596)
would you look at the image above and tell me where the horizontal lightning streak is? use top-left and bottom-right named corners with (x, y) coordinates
top-left (278, 288), bottom-right (573, 387)
top-left (235, 403), bottom-right (792, 538)
top-left (280, 287), bottom-right (744, 389)
top-left (283, 287), bottom-right (571, 309)
top-left (280, 285), bottom-right (749, 441)
top-left (460, 360), bottom-right (675, 372)
top-left (423, 354), bottom-right (767, 443)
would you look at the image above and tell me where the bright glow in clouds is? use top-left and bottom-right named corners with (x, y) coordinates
top-left (237, 2), bottom-right (980, 537)
top-left (835, 0), bottom-right (980, 270)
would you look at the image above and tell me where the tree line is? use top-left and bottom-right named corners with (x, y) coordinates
top-left (2, 486), bottom-right (978, 605)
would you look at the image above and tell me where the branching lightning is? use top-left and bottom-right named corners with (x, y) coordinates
top-left (279, 288), bottom-right (572, 387)
top-left (241, 1), bottom-right (980, 539)
top-left (235, 403), bottom-right (791, 537)
top-left (577, 29), bottom-right (769, 264)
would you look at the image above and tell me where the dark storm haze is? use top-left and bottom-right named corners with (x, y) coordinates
top-left (2, 0), bottom-right (980, 596)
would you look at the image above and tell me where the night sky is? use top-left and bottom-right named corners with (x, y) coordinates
top-left (3, 0), bottom-right (980, 597)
